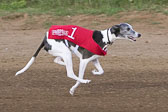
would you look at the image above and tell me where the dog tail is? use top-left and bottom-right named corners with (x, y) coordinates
top-left (15, 36), bottom-right (46, 76)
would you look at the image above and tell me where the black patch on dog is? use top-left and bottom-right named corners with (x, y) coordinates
top-left (81, 30), bottom-right (106, 59)
top-left (110, 25), bottom-right (120, 37)
top-left (92, 30), bottom-right (106, 48)
top-left (44, 36), bottom-right (52, 52)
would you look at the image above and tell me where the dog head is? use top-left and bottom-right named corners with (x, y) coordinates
top-left (110, 23), bottom-right (141, 42)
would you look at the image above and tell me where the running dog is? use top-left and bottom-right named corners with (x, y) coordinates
top-left (16, 23), bottom-right (141, 95)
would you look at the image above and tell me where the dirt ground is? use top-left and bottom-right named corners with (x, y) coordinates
top-left (0, 11), bottom-right (168, 112)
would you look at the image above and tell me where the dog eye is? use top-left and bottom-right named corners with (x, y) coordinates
top-left (127, 28), bottom-right (130, 31)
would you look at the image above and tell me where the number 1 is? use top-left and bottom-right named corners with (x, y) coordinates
top-left (68, 27), bottom-right (77, 40)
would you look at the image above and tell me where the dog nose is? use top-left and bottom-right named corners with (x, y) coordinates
top-left (138, 34), bottom-right (141, 37)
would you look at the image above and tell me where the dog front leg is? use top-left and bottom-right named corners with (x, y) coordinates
top-left (70, 59), bottom-right (89, 95)
top-left (92, 59), bottom-right (104, 75)
top-left (63, 54), bottom-right (91, 84)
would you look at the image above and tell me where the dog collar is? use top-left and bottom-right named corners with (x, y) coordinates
top-left (107, 28), bottom-right (113, 45)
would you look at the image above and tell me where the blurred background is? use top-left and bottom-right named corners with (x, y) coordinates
top-left (0, 0), bottom-right (168, 16)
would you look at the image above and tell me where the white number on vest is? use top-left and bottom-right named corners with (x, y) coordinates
top-left (68, 27), bottom-right (77, 40)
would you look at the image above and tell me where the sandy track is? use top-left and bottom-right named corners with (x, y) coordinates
top-left (0, 11), bottom-right (168, 112)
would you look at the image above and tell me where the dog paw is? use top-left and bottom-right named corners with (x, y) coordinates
top-left (81, 79), bottom-right (91, 84)
top-left (69, 89), bottom-right (74, 96)
top-left (92, 69), bottom-right (103, 75)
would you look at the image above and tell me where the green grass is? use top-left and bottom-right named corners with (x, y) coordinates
top-left (0, 0), bottom-right (168, 16)
top-left (163, 9), bottom-right (168, 15)
top-left (151, 22), bottom-right (162, 25)
top-left (0, 10), bottom-right (11, 16)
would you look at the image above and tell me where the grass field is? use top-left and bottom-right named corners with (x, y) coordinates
top-left (0, 0), bottom-right (168, 16)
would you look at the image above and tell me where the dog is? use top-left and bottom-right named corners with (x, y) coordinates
top-left (16, 23), bottom-right (141, 95)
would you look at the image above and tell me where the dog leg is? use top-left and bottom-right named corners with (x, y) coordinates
top-left (70, 59), bottom-right (89, 95)
top-left (92, 59), bottom-right (104, 75)
top-left (54, 57), bottom-right (65, 66)
top-left (62, 53), bottom-right (91, 84)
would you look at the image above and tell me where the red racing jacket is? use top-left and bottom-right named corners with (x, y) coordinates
top-left (48, 25), bottom-right (107, 56)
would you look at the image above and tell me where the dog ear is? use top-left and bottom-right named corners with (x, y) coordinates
top-left (110, 25), bottom-right (120, 34)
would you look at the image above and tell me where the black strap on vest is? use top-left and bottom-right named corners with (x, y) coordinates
top-left (63, 40), bottom-right (70, 48)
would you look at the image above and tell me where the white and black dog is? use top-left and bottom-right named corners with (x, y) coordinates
top-left (16, 23), bottom-right (141, 95)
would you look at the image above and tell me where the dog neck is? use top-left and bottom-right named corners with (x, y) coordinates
top-left (101, 29), bottom-right (117, 44)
